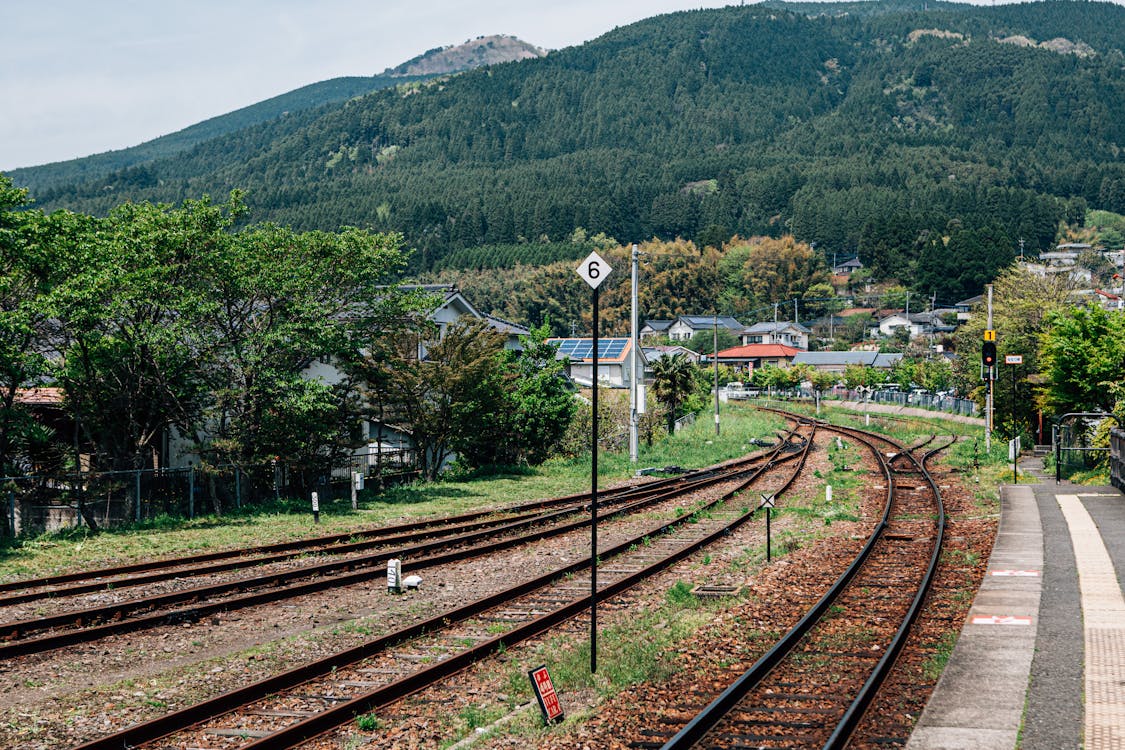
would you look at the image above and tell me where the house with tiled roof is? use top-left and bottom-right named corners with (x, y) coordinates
top-left (701, 343), bottom-right (802, 377)
top-left (739, 321), bottom-right (810, 350)
top-left (666, 315), bottom-right (744, 342)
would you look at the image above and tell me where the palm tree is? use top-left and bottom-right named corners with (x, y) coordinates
top-left (651, 352), bottom-right (698, 434)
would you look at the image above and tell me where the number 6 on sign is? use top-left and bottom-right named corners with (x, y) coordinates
top-left (576, 251), bottom-right (612, 289)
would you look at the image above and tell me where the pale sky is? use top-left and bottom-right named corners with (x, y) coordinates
top-left (0, 1), bottom-right (742, 171)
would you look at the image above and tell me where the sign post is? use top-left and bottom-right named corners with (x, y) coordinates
top-left (528, 665), bottom-right (565, 724)
top-left (1006, 354), bottom-right (1023, 483)
top-left (576, 250), bottom-right (612, 674)
top-left (311, 491), bottom-right (320, 524)
top-left (761, 493), bottom-right (775, 561)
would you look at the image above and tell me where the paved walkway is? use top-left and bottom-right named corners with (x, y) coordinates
top-left (907, 458), bottom-right (1125, 750)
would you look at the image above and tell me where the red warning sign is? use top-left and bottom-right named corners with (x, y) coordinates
top-left (529, 665), bottom-right (564, 724)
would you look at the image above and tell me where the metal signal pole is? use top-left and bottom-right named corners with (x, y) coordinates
top-left (986, 284), bottom-right (994, 454)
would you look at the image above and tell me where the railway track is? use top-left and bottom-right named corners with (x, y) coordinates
top-left (644, 413), bottom-right (952, 749)
top-left (0, 428), bottom-right (806, 659)
top-left (69, 424), bottom-right (817, 750)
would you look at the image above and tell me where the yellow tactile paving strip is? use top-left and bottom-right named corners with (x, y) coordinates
top-left (1056, 494), bottom-right (1125, 750)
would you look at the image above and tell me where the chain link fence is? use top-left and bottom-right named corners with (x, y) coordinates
top-left (3, 449), bottom-right (417, 537)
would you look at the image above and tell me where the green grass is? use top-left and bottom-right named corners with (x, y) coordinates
top-left (0, 405), bottom-right (786, 583)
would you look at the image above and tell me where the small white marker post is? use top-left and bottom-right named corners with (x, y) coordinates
top-left (351, 471), bottom-right (364, 511)
top-left (311, 491), bottom-right (320, 524)
top-left (387, 558), bottom-right (402, 594)
top-left (761, 493), bottom-right (775, 561)
top-left (576, 250), bottom-right (612, 675)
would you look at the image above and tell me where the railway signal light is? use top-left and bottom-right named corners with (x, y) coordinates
top-left (982, 340), bottom-right (997, 367)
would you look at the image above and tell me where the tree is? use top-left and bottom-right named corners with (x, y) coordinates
top-left (686, 327), bottom-right (738, 355)
top-left (651, 352), bottom-right (698, 434)
top-left (0, 177), bottom-right (58, 477)
top-left (505, 322), bottom-right (579, 465)
top-left (50, 198), bottom-right (230, 474)
top-left (192, 219), bottom-right (418, 488)
top-left (360, 318), bottom-right (509, 481)
top-left (951, 264), bottom-right (1078, 427)
top-left (1038, 305), bottom-right (1125, 421)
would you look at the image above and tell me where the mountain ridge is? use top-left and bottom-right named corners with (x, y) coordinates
top-left (7, 34), bottom-right (545, 192)
top-left (10, 1), bottom-right (1125, 306)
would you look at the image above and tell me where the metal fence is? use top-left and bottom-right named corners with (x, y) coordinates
top-left (3, 448), bottom-right (417, 537)
top-left (823, 386), bottom-right (981, 416)
top-left (1110, 427), bottom-right (1124, 491)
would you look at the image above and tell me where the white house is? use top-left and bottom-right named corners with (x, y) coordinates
top-left (666, 315), bottom-right (744, 342)
top-left (547, 337), bottom-right (640, 388)
top-left (740, 321), bottom-right (810, 350)
top-left (877, 312), bottom-right (922, 338)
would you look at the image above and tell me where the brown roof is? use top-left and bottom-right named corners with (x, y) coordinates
top-left (15, 387), bottom-right (65, 406)
top-left (714, 344), bottom-right (802, 359)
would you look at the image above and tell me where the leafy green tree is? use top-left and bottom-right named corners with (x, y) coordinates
top-left (0, 177), bottom-right (58, 477)
top-left (506, 322), bottom-right (579, 465)
top-left (361, 318), bottom-right (509, 480)
top-left (951, 264), bottom-right (1078, 427)
top-left (50, 198), bottom-right (229, 474)
top-left (193, 219), bottom-right (416, 486)
top-left (686, 327), bottom-right (739, 355)
top-left (1038, 305), bottom-right (1125, 421)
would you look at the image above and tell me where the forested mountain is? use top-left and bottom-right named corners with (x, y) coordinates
top-left (11, 1), bottom-right (1125, 304)
top-left (8, 35), bottom-right (544, 193)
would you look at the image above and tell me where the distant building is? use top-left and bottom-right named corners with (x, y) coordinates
top-left (792, 351), bottom-right (903, 374)
top-left (642, 344), bottom-right (701, 364)
top-left (666, 315), bottom-right (744, 342)
top-left (740, 321), bottom-right (810, 350)
top-left (547, 337), bottom-right (640, 388)
top-left (832, 257), bottom-right (864, 275)
top-left (702, 343), bottom-right (802, 376)
top-left (639, 319), bottom-right (674, 340)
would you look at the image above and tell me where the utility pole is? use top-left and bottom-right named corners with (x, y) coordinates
top-left (629, 244), bottom-right (640, 464)
top-left (713, 315), bottom-right (720, 436)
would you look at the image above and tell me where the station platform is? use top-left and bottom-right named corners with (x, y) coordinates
top-left (907, 458), bottom-right (1125, 750)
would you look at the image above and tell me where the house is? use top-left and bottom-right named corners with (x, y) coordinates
top-left (666, 315), bottom-right (744, 342)
top-left (833, 257), bottom-right (864, 275)
top-left (484, 314), bottom-right (532, 349)
top-left (642, 344), bottom-right (701, 365)
top-left (740, 321), bottom-right (810, 350)
top-left (547, 337), bottom-right (640, 388)
top-left (877, 311), bottom-right (921, 338)
top-left (639, 320), bottom-right (674, 340)
top-left (702, 343), bottom-right (802, 376)
top-left (955, 295), bottom-right (982, 323)
top-left (808, 307), bottom-right (876, 340)
top-left (791, 351), bottom-right (903, 374)
top-left (908, 310), bottom-right (958, 336)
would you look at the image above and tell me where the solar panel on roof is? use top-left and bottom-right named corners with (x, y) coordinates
top-left (549, 338), bottom-right (629, 360)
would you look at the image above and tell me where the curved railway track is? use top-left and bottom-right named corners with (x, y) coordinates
top-left (646, 412), bottom-right (953, 750)
top-left (67, 423), bottom-right (819, 750)
top-left (0, 428), bottom-right (806, 659)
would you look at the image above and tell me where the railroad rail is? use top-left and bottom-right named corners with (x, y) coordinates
top-left (648, 413), bottom-right (951, 749)
top-left (0, 428), bottom-right (807, 659)
top-left (70, 424), bottom-right (817, 750)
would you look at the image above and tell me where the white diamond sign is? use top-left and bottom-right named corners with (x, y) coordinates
top-left (576, 251), bottom-right (612, 290)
